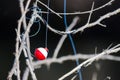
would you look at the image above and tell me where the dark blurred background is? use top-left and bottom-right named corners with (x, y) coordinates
top-left (0, 0), bottom-right (120, 80)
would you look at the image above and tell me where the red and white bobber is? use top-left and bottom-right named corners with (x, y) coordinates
top-left (34, 47), bottom-right (48, 60)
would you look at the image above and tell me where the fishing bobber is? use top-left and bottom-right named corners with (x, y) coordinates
top-left (34, 47), bottom-right (48, 60)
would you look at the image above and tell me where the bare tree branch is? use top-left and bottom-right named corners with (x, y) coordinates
top-left (74, 8), bottom-right (120, 33)
top-left (58, 44), bottom-right (120, 80)
top-left (8, 0), bottom-right (120, 80)
top-left (40, 0), bottom-right (114, 15)
top-left (52, 16), bottom-right (79, 58)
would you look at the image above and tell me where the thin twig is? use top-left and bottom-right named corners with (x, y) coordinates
top-left (40, 0), bottom-right (114, 15)
top-left (58, 45), bottom-right (120, 80)
top-left (37, 0), bottom-right (62, 18)
top-left (52, 16), bottom-right (79, 58)
top-left (74, 8), bottom-right (120, 33)
top-left (36, 14), bottom-right (76, 35)
top-left (23, 45), bottom-right (120, 80)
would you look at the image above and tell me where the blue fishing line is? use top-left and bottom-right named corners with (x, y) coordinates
top-left (64, 0), bottom-right (82, 80)
top-left (26, 6), bottom-right (42, 37)
top-left (29, 21), bottom-right (41, 37)
top-left (26, 6), bottom-right (42, 22)
top-left (45, 0), bottom-right (50, 47)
